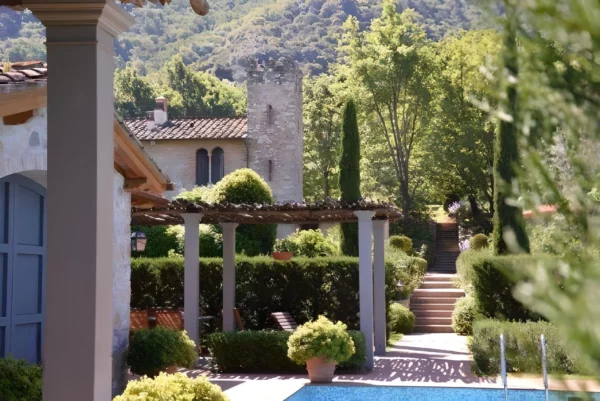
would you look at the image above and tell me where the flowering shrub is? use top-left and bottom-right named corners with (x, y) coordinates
top-left (113, 373), bottom-right (228, 401)
top-left (287, 316), bottom-right (355, 364)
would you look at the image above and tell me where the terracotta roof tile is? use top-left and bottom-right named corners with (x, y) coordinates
top-left (125, 116), bottom-right (248, 141)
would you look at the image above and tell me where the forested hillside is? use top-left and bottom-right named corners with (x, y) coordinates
top-left (0, 0), bottom-right (483, 80)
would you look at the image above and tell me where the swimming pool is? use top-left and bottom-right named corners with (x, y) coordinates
top-left (285, 386), bottom-right (600, 401)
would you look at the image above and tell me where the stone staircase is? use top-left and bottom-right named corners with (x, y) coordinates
top-left (411, 274), bottom-right (464, 333)
top-left (430, 222), bottom-right (460, 273)
top-left (410, 223), bottom-right (463, 333)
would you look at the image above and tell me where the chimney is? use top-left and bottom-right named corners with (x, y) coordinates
top-left (154, 96), bottom-right (168, 126)
top-left (146, 111), bottom-right (155, 131)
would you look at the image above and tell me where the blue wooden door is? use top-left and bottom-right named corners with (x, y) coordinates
top-left (0, 174), bottom-right (46, 363)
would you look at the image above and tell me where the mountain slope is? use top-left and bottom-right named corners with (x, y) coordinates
top-left (0, 0), bottom-right (484, 80)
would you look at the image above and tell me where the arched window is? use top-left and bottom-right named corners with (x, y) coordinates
top-left (211, 147), bottom-right (224, 184)
top-left (196, 149), bottom-right (209, 186)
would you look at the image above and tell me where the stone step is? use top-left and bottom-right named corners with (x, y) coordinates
top-left (415, 316), bottom-right (453, 325)
top-left (411, 296), bottom-right (461, 305)
top-left (414, 325), bottom-right (455, 333)
top-left (424, 273), bottom-right (456, 281)
top-left (412, 309), bottom-right (453, 318)
top-left (411, 303), bottom-right (455, 311)
top-left (413, 289), bottom-right (464, 298)
top-left (420, 281), bottom-right (455, 289)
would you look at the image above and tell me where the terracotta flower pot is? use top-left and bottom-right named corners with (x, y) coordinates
top-left (164, 365), bottom-right (179, 374)
top-left (306, 356), bottom-right (336, 383)
top-left (272, 252), bottom-right (293, 261)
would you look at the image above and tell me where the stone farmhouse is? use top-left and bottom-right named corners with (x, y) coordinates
top-left (0, 61), bottom-right (171, 395)
top-left (124, 58), bottom-right (304, 236)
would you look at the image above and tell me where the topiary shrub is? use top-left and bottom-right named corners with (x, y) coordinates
top-left (113, 373), bottom-right (228, 401)
top-left (387, 303), bottom-right (415, 334)
top-left (209, 169), bottom-right (276, 255)
top-left (452, 295), bottom-right (477, 335)
top-left (287, 229), bottom-right (339, 257)
top-left (0, 357), bottom-right (43, 401)
top-left (287, 316), bottom-right (355, 365)
top-left (469, 233), bottom-right (490, 250)
top-left (389, 235), bottom-right (413, 253)
top-left (127, 327), bottom-right (197, 377)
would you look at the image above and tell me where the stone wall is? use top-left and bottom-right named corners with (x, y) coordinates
top-left (140, 138), bottom-right (248, 199)
top-left (112, 171), bottom-right (131, 396)
top-left (0, 107), bottom-right (47, 178)
top-left (246, 58), bottom-right (304, 203)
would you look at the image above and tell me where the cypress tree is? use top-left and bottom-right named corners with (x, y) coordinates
top-left (492, 10), bottom-right (530, 255)
top-left (339, 99), bottom-right (361, 256)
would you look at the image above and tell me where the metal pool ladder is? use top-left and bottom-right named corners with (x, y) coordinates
top-left (541, 334), bottom-right (549, 401)
top-left (500, 333), bottom-right (508, 401)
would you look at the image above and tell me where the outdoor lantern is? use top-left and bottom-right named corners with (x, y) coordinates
top-left (131, 231), bottom-right (147, 252)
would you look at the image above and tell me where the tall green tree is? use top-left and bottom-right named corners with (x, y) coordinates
top-left (113, 56), bottom-right (246, 119)
top-left (339, 99), bottom-right (361, 256)
top-left (426, 30), bottom-right (501, 213)
top-left (115, 66), bottom-right (157, 118)
top-left (303, 74), bottom-right (344, 201)
top-left (491, 8), bottom-right (530, 255)
top-left (344, 4), bottom-right (438, 220)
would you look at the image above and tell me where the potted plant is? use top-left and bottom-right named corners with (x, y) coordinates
top-left (287, 316), bottom-right (355, 383)
top-left (272, 237), bottom-right (296, 261)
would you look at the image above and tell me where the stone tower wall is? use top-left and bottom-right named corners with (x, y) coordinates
top-left (246, 58), bottom-right (304, 203)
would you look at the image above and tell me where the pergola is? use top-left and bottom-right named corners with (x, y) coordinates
top-left (132, 199), bottom-right (402, 369)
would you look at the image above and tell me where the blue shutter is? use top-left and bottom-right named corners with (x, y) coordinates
top-left (0, 174), bottom-right (46, 364)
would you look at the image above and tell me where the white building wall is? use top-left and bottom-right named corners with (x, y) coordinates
top-left (0, 107), bottom-right (47, 178)
top-left (141, 138), bottom-right (248, 199)
top-left (112, 171), bottom-right (131, 396)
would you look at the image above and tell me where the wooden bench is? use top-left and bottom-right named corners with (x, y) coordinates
top-left (270, 312), bottom-right (298, 332)
top-left (130, 310), bottom-right (150, 331)
top-left (154, 309), bottom-right (184, 330)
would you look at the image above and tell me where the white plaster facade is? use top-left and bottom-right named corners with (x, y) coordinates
top-left (143, 138), bottom-right (247, 199)
top-left (0, 107), bottom-right (47, 178)
top-left (0, 109), bottom-right (133, 396)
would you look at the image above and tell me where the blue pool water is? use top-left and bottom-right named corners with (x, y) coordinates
top-left (286, 386), bottom-right (600, 401)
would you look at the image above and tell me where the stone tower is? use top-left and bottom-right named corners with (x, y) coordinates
top-left (246, 57), bottom-right (304, 204)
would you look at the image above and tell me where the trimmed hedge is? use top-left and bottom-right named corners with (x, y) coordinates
top-left (127, 327), bottom-right (197, 377)
top-left (131, 257), bottom-right (398, 330)
top-left (456, 250), bottom-right (536, 321)
top-left (207, 330), bottom-right (366, 373)
top-left (389, 235), bottom-right (413, 253)
top-left (471, 320), bottom-right (585, 376)
top-left (387, 303), bottom-right (415, 334)
top-left (0, 357), bottom-right (42, 401)
top-left (452, 295), bottom-right (477, 335)
top-left (469, 233), bottom-right (489, 250)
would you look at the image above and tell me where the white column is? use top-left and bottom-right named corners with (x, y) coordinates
top-left (373, 219), bottom-right (388, 356)
top-left (208, 152), bottom-right (212, 184)
top-left (183, 214), bottom-right (202, 348)
top-left (28, 3), bottom-right (134, 401)
top-left (354, 210), bottom-right (376, 369)
top-left (221, 223), bottom-right (238, 332)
